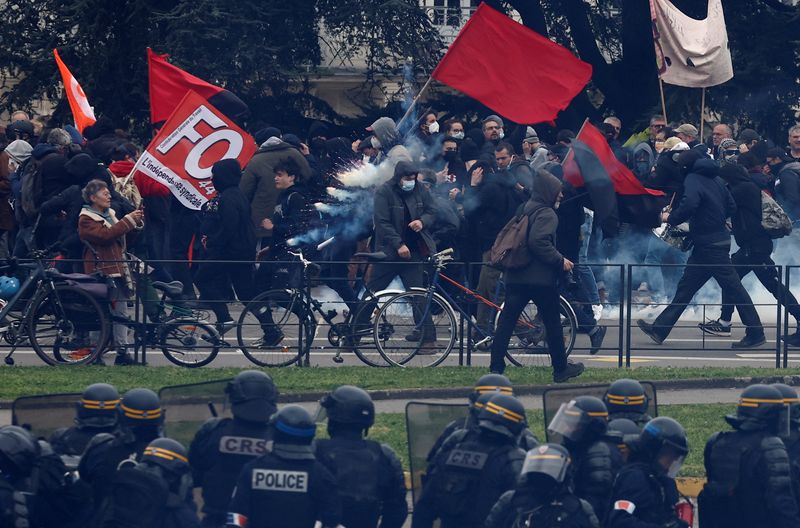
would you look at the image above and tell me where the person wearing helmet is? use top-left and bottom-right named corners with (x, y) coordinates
top-left (95, 437), bottom-right (200, 528)
top-left (603, 379), bottom-right (652, 425)
top-left (426, 374), bottom-right (514, 463)
top-left (313, 385), bottom-right (407, 528)
top-left (699, 384), bottom-right (800, 528)
top-left (773, 383), bottom-right (800, 507)
top-left (485, 443), bottom-right (599, 528)
top-left (50, 383), bottom-right (120, 458)
top-left (548, 396), bottom-right (614, 522)
top-left (413, 394), bottom-right (527, 528)
top-left (604, 418), bottom-right (641, 470)
top-left (607, 417), bottom-right (689, 528)
top-left (0, 425), bottom-right (39, 527)
top-left (227, 405), bottom-right (341, 528)
top-left (78, 388), bottom-right (164, 509)
top-left (189, 371), bottom-right (278, 527)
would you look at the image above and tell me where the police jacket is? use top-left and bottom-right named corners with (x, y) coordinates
top-left (606, 461), bottom-right (680, 528)
top-left (701, 429), bottom-right (800, 528)
top-left (484, 488), bottom-right (599, 528)
top-left (50, 424), bottom-right (116, 457)
top-left (78, 433), bottom-right (155, 507)
top-left (567, 439), bottom-right (614, 523)
top-left (227, 450), bottom-right (341, 528)
top-left (188, 417), bottom-right (271, 519)
top-left (428, 426), bottom-right (538, 472)
top-left (412, 430), bottom-right (525, 528)
top-left (314, 431), bottom-right (408, 528)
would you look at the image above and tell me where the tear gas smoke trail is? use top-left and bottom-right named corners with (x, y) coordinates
top-left (326, 187), bottom-right (358, 200)
top-left (335, 161), bottom-right (393, 188)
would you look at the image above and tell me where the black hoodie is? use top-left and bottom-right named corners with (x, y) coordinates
top-left (720, 163), bottom-right (772, 254)
top-left (202, 160), bottom-right (256, 260)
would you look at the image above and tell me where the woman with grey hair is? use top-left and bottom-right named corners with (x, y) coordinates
top-left (78, 179), bottom-right (143, 365)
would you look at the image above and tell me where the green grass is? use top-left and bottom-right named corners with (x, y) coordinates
top-left (0, 365), bottom-right (795, 400)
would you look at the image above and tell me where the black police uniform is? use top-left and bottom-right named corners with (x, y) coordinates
top-left (699, 384), bottom-right (800, 528)
top-left (50, 383), bottom-right (121, 457)
top-left (0, 426), bottom-right (38, 528)
top-left (226, 405), bottom-right (341, 528)
top-left (413, 394), bottom-right (527, 528)
top-left (773, 383), bottom-right (800, 511)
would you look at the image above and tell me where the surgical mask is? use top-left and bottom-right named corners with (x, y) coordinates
top-left (427, 121), bottom-right (439, 134)
top-left (371, 137), bottom-right (381, 149)
top-left (400, 180), bottom-right (416, 192)
top-left (451, 131), bottom-right (464, 140)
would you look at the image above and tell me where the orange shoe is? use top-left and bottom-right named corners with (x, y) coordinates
top-left (69, 347), bottom-right (93, 360)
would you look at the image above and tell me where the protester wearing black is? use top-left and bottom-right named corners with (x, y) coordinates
top-left (770, 149), bottom-right (800, 222)
top-left (489, 169), bottom-right (584, 382)
top-left (314, 385), bottom-right (408, 528)
top-left (189, 371), bottom-right (278, 527)
top-left (226, 405), bottom-right (341, 528)
top-left (195, 159), bottom-right (257, 331)
top-left (699, 163), bottom-right (800, 344)
top-left (699, 384), bottom-right (800, 528)
top-left (606, 417), bottom-right (689, 528)
top-left (603, 379), bottom-right (652, 425)
top-left (83, 116), bottom-right (125, 166)
top-left (547, 396), bottom-right (614, 522)
top-left (485, 443), bottom-right (599, 528)
top-left (50, 383), bottom-right (120, 458)
top-left (638, 158), bottom-right (766, 348)
top-left (412, 394), bottom-right (527, 528)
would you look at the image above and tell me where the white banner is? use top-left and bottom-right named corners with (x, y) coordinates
top-left (651, 0), bottom-right (733, 88)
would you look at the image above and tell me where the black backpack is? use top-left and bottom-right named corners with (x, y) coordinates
top-left (19, 155), bottom-right (44, 221)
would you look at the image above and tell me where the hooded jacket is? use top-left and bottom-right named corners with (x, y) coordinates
top-left (372, 167), bottom-right (436, 259)
top-left (240, 137), bottom-right (312, 238)
top-left (369, 117), bottom-right (411, 169)
top-left (203, 161), bottom-right (256, 261)
top-left (720, 163), bottom-right (772, 254)
top-left (667, 158), bottom-right (735, 247)
top-left (505, 170), bottom-right (565, 287)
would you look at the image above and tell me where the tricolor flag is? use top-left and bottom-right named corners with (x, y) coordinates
top-left (226, 512), bottom-right (248, 527)
top-left (53, 49), bottom-right (96, 133)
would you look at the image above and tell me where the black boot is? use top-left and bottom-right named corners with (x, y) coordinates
top-left (114, 347), bottom-right (136, 366)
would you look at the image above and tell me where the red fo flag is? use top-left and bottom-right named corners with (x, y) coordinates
top-left (147, 48), bottom-right (248, 126)
top-left (53, 49), bottom-right (96, 133)
top-left (431, 3), bottom-right (592, 124)
top-left (133, 91), bottom-right (256, 210)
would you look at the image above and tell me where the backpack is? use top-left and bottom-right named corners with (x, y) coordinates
top-left (489, 209), bottom-right (541, 271)
top-left (19, 155), bottom-right (44, 220)
top-left (761, 191), bottom-right (792, 239)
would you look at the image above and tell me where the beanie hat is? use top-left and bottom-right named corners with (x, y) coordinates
top-left (524, 127), bottom-right (539, 143)
top-left (4, 140), bottom-right (33, 165)
top-left (719, 138), bottom-right (738, 151)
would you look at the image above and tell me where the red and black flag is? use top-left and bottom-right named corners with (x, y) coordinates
top-left (147, 48), bottom-right (248, 128)
top-left (563, 121), bottom-right (666, 235)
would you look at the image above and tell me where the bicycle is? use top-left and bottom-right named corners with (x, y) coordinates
top-left (1, 251), bottom-right (111, 366)
top-left (372, 248), bottom-right (579, 367)
top-left (236, 245), bottom-right (407, 368)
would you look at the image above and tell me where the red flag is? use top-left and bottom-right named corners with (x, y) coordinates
top-left (431, 3), bottom-right (592, 124)
top-left (147, 48), bottom-right (248, 126)
top-left (53, 49), bottom-right (96, 133)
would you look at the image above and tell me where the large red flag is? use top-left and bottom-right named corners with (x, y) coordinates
top-left (431, 3), bottom-right (592, 124)
top-left (147, 48), bottom-right (248, 126)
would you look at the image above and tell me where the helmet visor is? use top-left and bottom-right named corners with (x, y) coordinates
top-left (666, 454), bottom-right (686, 478)
top-left (521, 450), bottom-right (569, 483)
top-left (547, 401), bottom-right (588, 442)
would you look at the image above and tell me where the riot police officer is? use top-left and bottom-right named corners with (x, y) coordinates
top-left (50, 383), bottom-right (120, 458)
top-left (0, 425), bottom-right (39, 528)
top-left (79, 387), bottom-right (164, 508)
top-left (773, 383), bottom-right (800, 507)
top-left (607, 417), bottom-right (689, 528)
top-left (95, 437), bottom-right (200, 528)
top-left (485, 443), bottom-right (599, 528)
top-left (226, 405), bottom-right (341, 528)
top-left (699, 384), bottom-right (800, 528)
top-left (603, 379), bottom-right (652, 425)
top-left (189, 371), bottom-right (278, 527)
top-left (605, 418), bottom-right (640, 470)
top-left (413, 393), bottom-right (527, 528)
top-left (547, 396), bottom-right (614, 522)
top-left (313, 385), bottom-right (407, 528)
top-left (426, 373), bottom-right (514, 463)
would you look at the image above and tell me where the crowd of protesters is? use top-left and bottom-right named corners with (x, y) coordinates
top-left (1, 109), bottom-right (799, 372)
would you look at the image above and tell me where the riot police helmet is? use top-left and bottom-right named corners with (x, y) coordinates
top-left (141, 437), bottom-right (190, 476)
top-left (317, 385), bottom-right (375, 430)
top-left (119, 388), bottom-right (163, 440)
top-left (269, 405), bottom-right (317, 460)
top-left (226, 370), bottom-right (278, 423)
top-left (727, 384), bottom-right (785, 433)
top-left (604, 379), bottom-right (649, 417)
top-left (520, 443), bottom-right (571, 487)
top-left (477, 394), bottom-right (528, 439)
top-left (0, 425), bottom-right (38, 480)
top-left (469, 373), bottom-right (513, 404)
top-left (548, 396), bottom-right (608, 444)
top-left (77, 383), bottom-right (120, 428)
top-left (772, 383), bottom-right (800, 428)
top-left (635, 417), bottom-right (688, 477)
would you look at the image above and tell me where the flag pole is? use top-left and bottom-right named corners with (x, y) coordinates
top-left (397, 76), bottom-right (433, 131)
top-left (658, 78), bottom-right (668, 122)
top-left (699, 87), bottom-right (706, 140)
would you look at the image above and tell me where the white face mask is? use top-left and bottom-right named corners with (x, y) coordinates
top-left (400, 180), bottom-right (416, 192)
top-left (451, 131), bottom-right (464, 140)
top-left (427, 121), bottom-right (440, 134)
top-left (498, 130), bottom-right (505, 140)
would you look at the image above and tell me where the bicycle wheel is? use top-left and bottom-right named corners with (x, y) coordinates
top-left (374, 291), bottom-right (457, 367)
top-left (503, 296), bottom-right (578, 367)
top-left (237, 289), bottom-right (304, 367)
top-left (346, 290), bottom-right (405, 367)
top-left (27, 284), bottom-right (110, 366)
top-left (160, 319), bottom-right (220, 368)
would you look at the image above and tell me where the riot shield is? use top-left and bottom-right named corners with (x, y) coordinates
top-left (12, 393), bottom-right (82, 441)
top-left (158, 379), bottom-right (232, 446)
top-left (542, 382), bottom-right (658, 441)
top-left (405, 401), bottom-right (469, 504)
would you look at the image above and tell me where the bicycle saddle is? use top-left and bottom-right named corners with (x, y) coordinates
top-left (151, 281), bottom-right (184, 297)
top-left (352, 251), bottom-right (387, 261)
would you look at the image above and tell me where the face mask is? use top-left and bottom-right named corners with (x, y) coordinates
top-left (371, 137), bottom-right (381, 149)
top-left (498, 131), bottom-right (505, 140)
top-left (400, 180), bottom-right (416, 192)
top-left (443, 151), bottom-right (459, 162)
top-left (427, 121), bottom-right (439, 134)
top-left (451, 131), bottom-right (464, 140)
